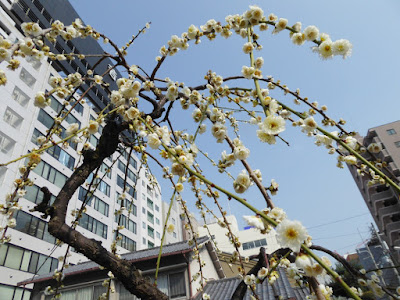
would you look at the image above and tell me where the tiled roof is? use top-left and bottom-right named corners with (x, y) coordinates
top-left (192, 268), bottom-right (310, 300)
top-left (19, 236), bottom-right (209, 285)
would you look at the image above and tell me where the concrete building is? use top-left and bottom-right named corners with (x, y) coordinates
top-left (0, 1), bottom-right (168, 298)
top-left (347, 121), bottom-right (400, 262)
top-left (198, 215), bottom-right (280, 257)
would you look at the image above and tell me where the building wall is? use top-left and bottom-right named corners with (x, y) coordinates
top-left (197, 215), bottom-right (280, 257)
top-left (348, 121), bottom-right (400, 262)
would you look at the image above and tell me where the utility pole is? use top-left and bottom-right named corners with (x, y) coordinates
top-left (357, 227), bottom-right (386, 286)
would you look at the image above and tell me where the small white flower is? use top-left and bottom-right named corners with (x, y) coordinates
top-left (88, 121), bottom-right (99, 135)
top-left (233, 170), bottom-right (251, 193)
top-left (147, 133), bottom-right (161, 149)
top-left (332, 39), bottom-right (352, 58)
top-left (66, 123), bottom-right (80, 135)
top-left (259, 115), bottom-right (286, 135)
top-left (244, 274), bottom-right (256, 285)
top-left (242, 42), bottom-right (254, 54)
top-left (275, 219), bottom-right (308, 253)
top-left (304, 25), bottom-right (319, 41)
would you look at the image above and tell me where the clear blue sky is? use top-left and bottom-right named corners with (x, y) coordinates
top-left (69, 0), bottom-right (400, 256)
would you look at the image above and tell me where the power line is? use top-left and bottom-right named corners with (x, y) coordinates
top-left (307, 212), bottom-right (370, 230)
top-left (313, 230), bottom-right (369, 241)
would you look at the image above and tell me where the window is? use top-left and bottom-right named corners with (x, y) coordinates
top-left (148, 241), bottom-right (154, 248)
top-left (49, 95), bottom-right (63, 114)
top-left (0, 132), bottom-right (16, 155)
top-left (0, 243), bottom-right (58, 275)
top-left (65, 112), bottom-right (81, 127)
top-left (44, 284), bottom-right (104, 300)
top-left (32, 160), bottom-right (67, 189)
top-left (0, 283), bottom-right (31, 300)
top-left (19, 68), bottom-right (36, 88)
top-left (115, 214), bottom-right (137, 234)
top-left (79, 213), bottom-right (108, 239)
top-left (89, 135), bottom-right (98, 147)
top-left (156, 232), bottom-right (160, 239)
top-left (142, 207), bottom-right (146, 214)
top-left (154, 272), bottom-right (186, 298)
top-left (79, 188), bottom-right (110, 216)
top-left (147, 212), bottom-right (154, 224)
top-left (147, 198), bottom-right (153, 210)
top-left (100, 162), bottom-right (111, 178)
top-left (116, 175), bottom-right (136, 197)
top-left (387, 129), bottom-right (396, 135)
top-left (11, 86), bottom-right (30, 107)
top-left (14, 210), bottom-right (56, 244)
top-left (117, 233), bottom-right (136, 252)
top-left (147, 185), bottom-right (153, 197)
top-left (395, 141), bottom-right (400, 148)
top-left (46, 143), bottom-right (75, 170)
top-left (173, 232), bottom-right (177, 238)
top-left (148, 226), bottom-right (154, 238)
top-left (155, 205), bottom-right (159, 212)
top-left (37, 109), bottom-right (54, 129)
top-left (3, 107), bottom-right (23, 129)
top-left (242, 238), bottom-right (267, 250)
top-left (74, 101), bottom-right (84, 115)
top-left (24, 184), bottom-right (56, 205)
top-left (156, 218), bottom-right (160, 225)
top-left (87, 173), bottom-right (110, 196)
top-left (142, 237), bottom-right (146, 244)
top-left (142, 222), bottom-right (146, 229)
top-left (0, 166), bottom-right (6, 185)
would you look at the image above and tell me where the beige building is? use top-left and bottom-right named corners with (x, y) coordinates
top-left (198, 215), bottom-right (280, 258)
top-left (348, 121), bottom-right (400, 261)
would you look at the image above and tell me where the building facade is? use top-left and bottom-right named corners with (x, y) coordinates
top-left (198, 215), bottom-right (280, 257)
top-left (347, 121), bottom-right (400, 262)
top-left (0, 1), bottom-right (167, 299)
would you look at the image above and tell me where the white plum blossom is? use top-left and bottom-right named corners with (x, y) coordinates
top-left (211, 123), bottom-right (227, 143)
top-left (367, 143), bottom-right (382, 153)
top-left (291, 33), bottom-right (305, 46)
top-left (34, 92), bottom-right (51, 108)
top-left (301, 116), bottom-right (318, 134)
top-left (241, 66), bottom-right (255, 79)
top-left (147, 133), bottom-right (161, 149)
top-left (272, 18), bottom-right (288, 34)
top-left (259, 115), bottom-right (286, 135)
top-left (66, 123), bottom-right (79, 135)
top-left (304, 25), bottom-right (319, 41)
top-left (233, 170), bottom-right (251, 193)
top-left (244, 274), bottom-right (256, 286)
top-left (275, 219), bottom-right (308, 253)
top-left (88, 120), bottom-right (99, 134)
top-left (318, 41), bottom-right (333, 59)
top-left (332, 39), bottom-right (352, 59)
top-left (233, 143), bottom-right (250, 160)
top-left (242, 42), bottom-right (254, 54)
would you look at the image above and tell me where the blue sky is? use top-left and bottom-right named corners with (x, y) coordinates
top-left (69, 0), bottom-right (400, 256)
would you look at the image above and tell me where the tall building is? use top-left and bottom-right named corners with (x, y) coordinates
top-left (347, 121), bottom-right (400, 262)
top-left (198, 215), bottom-right (280, 257)
top-left (0, 1), bottom-right (167, 298)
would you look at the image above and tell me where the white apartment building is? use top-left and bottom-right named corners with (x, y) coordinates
top-left (198, 215), bottom-right (280, 257)
top-left (0, 1), bottom-right (167, 299)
